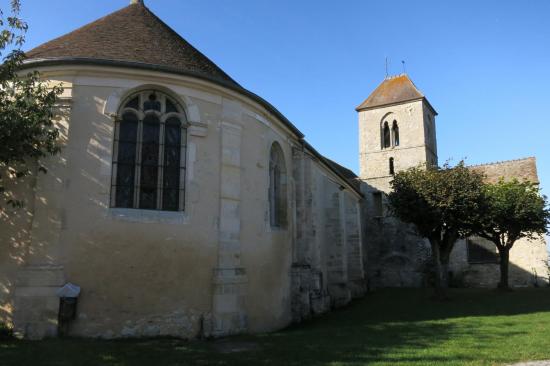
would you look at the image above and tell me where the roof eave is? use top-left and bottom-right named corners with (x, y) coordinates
top-left (21, 57), bottom-right (305, 139)
top-left (21, 57), bottom-right (363, 197)
top-left (355, 96), bottom-right (438, 115)
top-left (299, 140), bottom-right (364, 198)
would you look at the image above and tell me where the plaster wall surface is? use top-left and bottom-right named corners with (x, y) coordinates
top-left (0, 67), bottom-right (304, 338)
top-left (0, 167), bottom-right (37, 334)
top-left (0, 66), bottom-right (366, 339)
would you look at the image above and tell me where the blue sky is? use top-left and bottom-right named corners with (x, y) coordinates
top-left (11, 0), bottom-right (550, 242)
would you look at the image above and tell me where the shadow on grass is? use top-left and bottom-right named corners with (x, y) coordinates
top-left (2, 288), bottom-right (550, 366)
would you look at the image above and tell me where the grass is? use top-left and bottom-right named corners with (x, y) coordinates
top-left (2, 288), bottom-right (550, 366)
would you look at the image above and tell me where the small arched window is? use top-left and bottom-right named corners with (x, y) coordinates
top-left (269, 142), bottom-right (287, 228)
top-left (389, 157), bottom-right (395, 175)
top-left (111, 90), bottom-right (187, 211)
top-left (392, 120), bottom-right (399, 147)
top-left (383, 122), bottom-right (391, 149)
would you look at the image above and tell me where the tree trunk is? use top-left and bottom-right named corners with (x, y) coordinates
top-left (439, 229), bottom-right (458, 289)
top-left (498, 248), bottom-right (510, 290)
top-left (439, 247), bottom-right (452, 289)
top-left (440, 261), bottom-right (450, 289)
top-left (430, 239), bottom-right (447, 300)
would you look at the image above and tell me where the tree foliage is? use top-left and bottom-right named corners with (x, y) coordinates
top-left (388, 162), bottom-right (486, 298)
top-left (0, 0), bottom-right (63, 207)
top-left (475, 179), bottom-right (550, 289)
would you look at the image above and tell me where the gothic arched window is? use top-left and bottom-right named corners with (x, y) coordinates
top-left (269, 142), bottom-right (287, 228)
top-left (389, 157), bottom-right (395, 175)
top-left (111, 90), bottom-right (187, 211)
top-left (392, 120), bottom-right (400, 147)
top-left (383, 122), bottom-right (391, 149)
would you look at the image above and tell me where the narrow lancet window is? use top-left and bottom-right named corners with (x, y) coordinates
top-left (389, 157), bottom-right (395, 175)
top-left (383, 122), bottom-right (391, 149)
top-left (269, 142), bottom-right (287, 228)
top-left (392, 120), bottom-right (399, 147)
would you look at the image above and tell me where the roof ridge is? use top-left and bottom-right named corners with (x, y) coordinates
top-left (384, 73), bottom-right (406, 80)
top-left (468, 156), bottom-right (536, 168)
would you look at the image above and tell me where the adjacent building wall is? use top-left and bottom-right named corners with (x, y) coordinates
top-left (357, 90), bottom-right (549, 290)
top-left (450, 237), bottom-right (549, 288)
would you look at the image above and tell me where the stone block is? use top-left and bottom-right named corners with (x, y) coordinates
top-left (13, 265), bottom-right (65, 339)
top-left (219, 200), bottom-right (240, 240)
top-left (16, 266), bottom-right (65, 288)
top-left (220, 166), bottom-right (240, 200)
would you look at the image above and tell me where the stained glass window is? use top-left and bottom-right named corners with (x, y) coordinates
top-left (269, 142), bottom-right (287, 228)
top-left (124, 97), bottom-right (139, 110)
top-left (144, 93), bottom-right (161, 112)
top-left (111, 91), bottom-right (187, 211)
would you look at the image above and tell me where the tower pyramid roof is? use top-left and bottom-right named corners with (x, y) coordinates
top-left (356, 74), bottom-right (436, 114)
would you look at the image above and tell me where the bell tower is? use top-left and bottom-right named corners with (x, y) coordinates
top-left (357, 74), bottom-right (438, 192)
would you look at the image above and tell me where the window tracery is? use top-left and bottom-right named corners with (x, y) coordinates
top-left (111, 90), bottom-right (187, 211)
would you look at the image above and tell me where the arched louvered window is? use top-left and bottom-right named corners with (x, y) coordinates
top-left (383, 122), bottom-right (391, 149)
top-left (389, 157), bottom-right (395, 175)
top-left (269, 142), bottom-right (287, 228)
top-left (111, 90), bottom-right (187, 211)
top-left (392, 120), bottom-right (399, 147)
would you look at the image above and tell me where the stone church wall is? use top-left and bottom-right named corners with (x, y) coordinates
top-left (361, 183), bottom-right (431, 288)
top-left (291, 149), bottom-right (366, 323)
top-left (359, 100), bottom-right (436, 181)
top-left (0, 66), bottom-right (366, 339)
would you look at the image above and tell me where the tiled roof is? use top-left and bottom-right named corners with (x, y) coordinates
top-left (469, 157), bottom-right (539, 184)
top-left (26, 2), bottom-right (239, 87)
top-left (356, 74), bottom-right (435, 112)
top-left (324, 158), bottom-right (362, 192)
top-left (22, 2), bottom-right (364, 197)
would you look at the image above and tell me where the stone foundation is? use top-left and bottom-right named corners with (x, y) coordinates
top-left (13, 265), bottom-right (65, 339)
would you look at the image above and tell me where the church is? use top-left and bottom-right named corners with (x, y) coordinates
top-left (0, 0), bottom-right (547, 340)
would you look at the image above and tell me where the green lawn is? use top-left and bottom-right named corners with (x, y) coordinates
top-left (2, 289), bottom-right (550, 366)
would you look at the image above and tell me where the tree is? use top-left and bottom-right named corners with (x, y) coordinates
top-left (475, 179), bottom-right (550, 290)
top-left (388, 162), bottom-right (486, 298)
top-left (0, 0), bottom-right (63, 208)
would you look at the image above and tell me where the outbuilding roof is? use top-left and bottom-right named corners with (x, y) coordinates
top-left (26, 2), bottom-right (239, 87)
top-left (469, 157), bottom-right (540, 184)
top-left (356, 74), bottom-right (437, 114)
